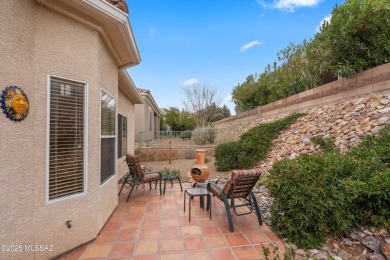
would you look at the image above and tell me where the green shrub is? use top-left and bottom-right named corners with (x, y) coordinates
top-left (214, 113), bottom-right (304, 171)
top-left (180, 130), bottom-right (192, 139)
top-left (214, 141), bottom-right (244, 171)
top-left (160, 168), bottom-right (181, 178)
top-left (311, 136), bottom-right (337, 152)
top-left (192, 127), bottom-right (216, 145)
top-left (266, 125), bottom-right (390, 248)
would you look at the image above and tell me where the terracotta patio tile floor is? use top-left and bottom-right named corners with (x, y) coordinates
top-left (57, 183), bottom-right (284, 259)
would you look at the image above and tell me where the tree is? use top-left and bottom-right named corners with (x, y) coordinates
top-left (231, 0), bottom-right (390, 112)
top-left (203, 103), bottom-right (231, 123)
top-left (164, 107), bottom-right (196, 131)
top-left (182, 84), bottom-right (222, 126)
top-left (232, 74), bottom-right (261, 113)
top-left (315, 0), bottom-right (390, 78)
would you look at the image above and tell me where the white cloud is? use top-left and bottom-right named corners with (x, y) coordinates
top-left (257, 0), bottom-right (322, 12)
top-left (240, 40), bottom-right (262, 52)
top-left (256, 0), bottom-right (269, 8)
top-left (223, 95), bottom-right (232, 101)
top-left (316, 14), bottom-right (332, 32)
top-left (181, 78), bottom-right (199, 86)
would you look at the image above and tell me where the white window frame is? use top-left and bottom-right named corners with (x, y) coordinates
top-left (149, 107), bottom-right (153, 132)
top-left (46, 75), bottom-right (88, 204)
top-left (100, 89), bottom-right (117, 186)
top-left (117, 113), bottom-right (127, 159)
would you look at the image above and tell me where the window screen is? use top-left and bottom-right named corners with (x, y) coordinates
top-left (48, 77), bottom-right (85, 200)
top-left (101, 90), bottom-right (116, 184)
top-left (117, 114), bottom-right (127, 158)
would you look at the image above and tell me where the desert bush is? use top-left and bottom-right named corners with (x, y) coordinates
top-left (192, 127), bottom-right (216, 145)
top-left (266, 126), bottom-right (390, 248)
top-left (214, 113), bottom-right (304, 171)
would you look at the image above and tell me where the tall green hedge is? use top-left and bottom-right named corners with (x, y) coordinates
top-left (266, 126), bottom-right (390, 248)
top-left (214, 113), bottom-right (304, 171)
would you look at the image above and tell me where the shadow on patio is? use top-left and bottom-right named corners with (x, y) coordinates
top-left (58, 183), bottom-right (285, 259)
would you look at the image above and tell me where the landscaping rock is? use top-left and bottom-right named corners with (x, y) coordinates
top-left (295, 249), bottom-right (305, 256)
top-left (367, 253), bottom-right (386, 260)
top-left (338, 249), bottom-right (351, 259)
top-left (353, 244), bottom-right (369, 256)
top-left (381, 241), bottom-right (390, 260)
top-left (314, 251), bottom-right (328, 260)
top-left (362, 235), bottom-right (382, 254)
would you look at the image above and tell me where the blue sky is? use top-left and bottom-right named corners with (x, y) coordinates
top-left (126, 0), bottom-right (344, 114)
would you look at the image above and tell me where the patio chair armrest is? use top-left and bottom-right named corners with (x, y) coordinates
top-left (141, 166), bottom-right (152, 173)
top-left (207, 181), bottom-right (224, 196)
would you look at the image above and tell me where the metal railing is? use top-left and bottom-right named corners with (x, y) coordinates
top-left (137, 130), bottom-right (217, 149)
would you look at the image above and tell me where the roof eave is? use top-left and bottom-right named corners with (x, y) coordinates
top-left (119, 71), bottom-right (143, 104)
top-left (35, 0), bottom-right (141, 69)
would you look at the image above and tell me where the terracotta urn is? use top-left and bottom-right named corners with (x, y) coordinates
top-left (190, 150), bottom-right (210, 183)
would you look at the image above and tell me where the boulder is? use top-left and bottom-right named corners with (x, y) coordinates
top-left (362, 235), bottom-right (382, 254)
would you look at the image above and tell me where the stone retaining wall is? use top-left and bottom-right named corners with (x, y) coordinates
top-left (258, 94), bottom-right (390, 171)
top-left (214, 63), bottom-right (390, 143)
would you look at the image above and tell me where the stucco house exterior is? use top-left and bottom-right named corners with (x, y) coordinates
top-left (134, 88), bottom-right (162, 143)
top-left (0, 0), bottom-right (143, 259)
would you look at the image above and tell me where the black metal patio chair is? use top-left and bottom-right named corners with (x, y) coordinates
top-left (207, 169), bottom-right (263, 232)
top-left (118, 154), bottom-right (162, 202)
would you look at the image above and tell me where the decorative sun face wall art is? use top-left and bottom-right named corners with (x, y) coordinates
top-left (1, 86), bottom-right (30, 122)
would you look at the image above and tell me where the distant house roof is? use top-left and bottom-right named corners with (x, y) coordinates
top-left (137, 88), bottom-right (162, 116)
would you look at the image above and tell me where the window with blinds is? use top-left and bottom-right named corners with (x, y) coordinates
top-left (101, 90), bottom-right (116, 184)
top-left (117, 114), bottom-right (127, 158)
top-left (48, 77), bottom-right (86, 201)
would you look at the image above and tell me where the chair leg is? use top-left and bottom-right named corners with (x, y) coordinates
top-left (118, 174), bottom-right (130, 195)
top-left (250, 191), bottom-right (263, 225)
top-left (159, 178), bottom-right (162, 195)
top-left (126, 185), bottom-right (136, 202)
top-left (222, 195), bottom-right (234, 232)
top-left (155, 180), bottom-right (158, 189)
top-left (177, 178), bottom-right (183, 191)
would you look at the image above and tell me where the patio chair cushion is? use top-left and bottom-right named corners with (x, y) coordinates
top-left (222, 169), bottom-right (262, 198)
top-left (208, 182), bottom-right (223, 200)
top-left (143, 172), bottom-right (161, 182)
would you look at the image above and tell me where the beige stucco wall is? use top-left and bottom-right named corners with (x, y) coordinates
top-left (0, 1), bottom-right (124, 259)
top-left (0, 1), bottom-right (37, 259)
top-left (135, 99), bottom-right (159, 142)
top-left (134, 103), bottom-right (146, 141)
top-left (117, 88), bottom-right (136, 179)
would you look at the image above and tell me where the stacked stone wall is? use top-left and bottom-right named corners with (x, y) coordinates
top-left (258, 94), bottom-right (389, 171)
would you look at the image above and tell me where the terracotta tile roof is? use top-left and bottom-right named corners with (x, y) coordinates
top-left (137, 88), bottom-right (151, 94)
top-left (106, 0), bottom-right (128, 13)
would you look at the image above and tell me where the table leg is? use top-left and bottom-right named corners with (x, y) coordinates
top-left (189, 195), bottom-right (192, 221)
top-left (208, 195), bottom-right (211, 219)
